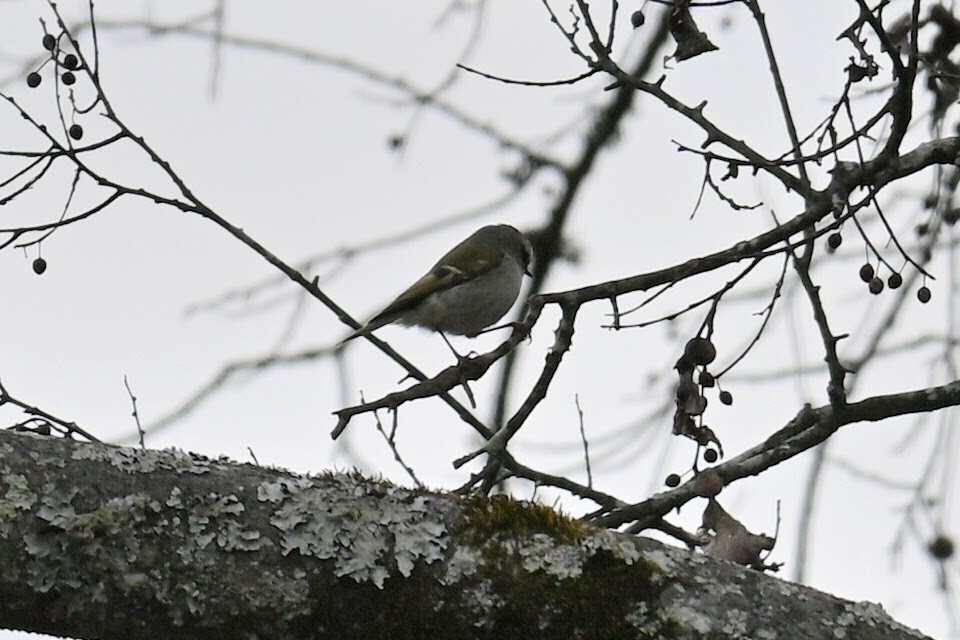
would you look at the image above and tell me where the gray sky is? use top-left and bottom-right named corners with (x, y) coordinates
top-left (1, 1), bottom-right (955, 637)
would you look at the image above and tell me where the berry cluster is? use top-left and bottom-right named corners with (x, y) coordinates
top-left (667, 336), bottom-right (729, 485)
top-left (25, 31), bottom-right (85, 142)
top-left (24, 30), bottom-right (91, 276)
top-left (826, 230), bottom-right (932, 304)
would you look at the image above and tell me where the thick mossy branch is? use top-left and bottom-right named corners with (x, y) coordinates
top-left (0, 430), bottom-right (931, 640)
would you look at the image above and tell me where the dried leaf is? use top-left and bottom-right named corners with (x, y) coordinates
top-left (669, 3), bottom-right (719, 62)
top-left (699, 499), bottom-right (776, 570)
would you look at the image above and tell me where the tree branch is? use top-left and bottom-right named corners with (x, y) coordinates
top-left (0, 429), bottom-right (931, 640)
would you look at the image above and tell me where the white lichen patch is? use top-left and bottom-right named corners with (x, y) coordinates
top-left (584, 528), bottom-right (641, 564)
top-left (34, 485), bottom-right (81, 528)
top-left (0, 473), bottom-right (37, 538)
top-left (1, 435), bottom-right (62, 468)
top-left (71, 444), bottom-right (232, 474)
top-left (505, 528), bottom-right (643, 580)
top-left (518, 533), bottom-right (585, 578)
top-left (721, 608), bottom-right (749, 635)
top-left (166, 486), bottom-right (183, 508)
top-left (835, 601), bottom-right (928, 639)
top-left (440, 545), bottom-right (484, 584)
top-left (452, 578), bottom-right (504, 629)
top-left (258, 475), bottom-right (448, 588)
top-left (24, 491), bottom-right (163, 596)
top-left (641, 547), bottom-right (680, 578)
top-left (693, 572), bottom-right (743, 598)
top-left (663, 603), bottom-right (714, 634)
top-left (174, 490), bottom-right (271, 555)
top-left (19, 480), bottom-right (273, 606)
top-left (841, 600), bottom-right (886, 626)
top-left (626, 602), bottom-right (661, 635)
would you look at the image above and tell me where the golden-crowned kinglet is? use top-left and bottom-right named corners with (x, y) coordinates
top-left (341, 224), bottom-right (534, 343)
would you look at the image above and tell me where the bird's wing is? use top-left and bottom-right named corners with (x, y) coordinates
top-left (370, 264), bottom-right (466, 322)
top-left (353, 243), bottom-right (502, 335)
top-left (339, 243), bottom-right (506, 343)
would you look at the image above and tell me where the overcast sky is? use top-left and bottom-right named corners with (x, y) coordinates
top-left (1, 1), bottom-right (956, 638)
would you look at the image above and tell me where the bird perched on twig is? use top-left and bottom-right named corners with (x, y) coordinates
top-left (340, 224), bottom-right (534, 350)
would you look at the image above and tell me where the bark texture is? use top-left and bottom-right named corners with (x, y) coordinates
top-left (0, 429), bottom-right (929, 640)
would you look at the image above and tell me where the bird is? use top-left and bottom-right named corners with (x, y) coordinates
top-left (340, 224), bottom-right (534, 350)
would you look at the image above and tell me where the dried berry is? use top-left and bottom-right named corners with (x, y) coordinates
top-left (719, 390), bottom-right (733, 405)
top-left (918, 286), bottom-right (932, 304)
top-left (61, 71), bottom-right (76, 85)
top-left (928, 535), bottom-right (955, 560)
top-left (868, 277), bottom-right (883, 294)
top-left (63, 53), bottom-right (79, 70)
top-left (703, 448), bottom-right (719, 463)
top-left (684, 337), bottom-right (717, 366)
top-left (665, 473), bottom-right (681, 488)
top-left (858, 263), bottom-right (874, 283)
top-left (887, 272), bottom-right (903, 289)
top-left (827, 232), bottom-right (842, 251)
top-left (42, 34), bottom-right (56, 51)
top-left (32, 257), bottom-right (47, 275)
top-left (699, 371), bottom-right (715, 388)
top-left (26, 72), bottom-right (41, 88)
top-left (68, 124), bottom-right (83, 140)
top-left (631, 10), bottom-right (645, 27)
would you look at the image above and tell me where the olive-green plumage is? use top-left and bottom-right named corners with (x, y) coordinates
top-left (341, 224), bottom-right (533, 342)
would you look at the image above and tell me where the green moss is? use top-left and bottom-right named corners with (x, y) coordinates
top-left (456, 493), bottom-right (589, 545)
top-left (441, 494), bottom-right (689, 636)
